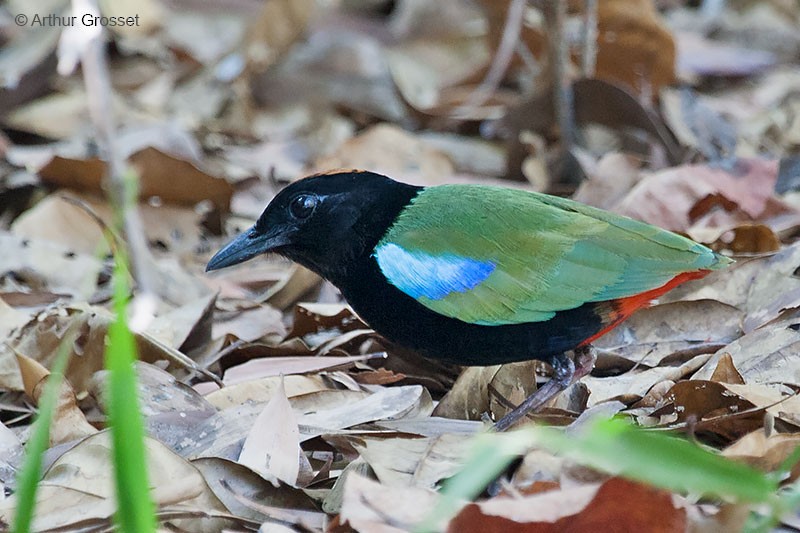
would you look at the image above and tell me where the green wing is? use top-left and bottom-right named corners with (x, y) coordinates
top-left (375, 185), bottom-right (731, 326)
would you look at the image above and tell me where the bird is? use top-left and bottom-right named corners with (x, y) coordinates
top-left (206, 170), bottom-right (732, 430)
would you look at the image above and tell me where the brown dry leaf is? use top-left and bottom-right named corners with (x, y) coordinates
top-left (594, 0), bottom-right (676, 97)
top-left (0, 304), bottom-right (203, 394)
top-left (723, 430), bottom-right (800, 476)
top-left (223, 355), bottom-right (379, 385)
top-left (193, 457), bottom-right (322, 525)
top-left (223, 139), bottom-right (309, 183)
top-left (351, 367), bottom-right (406, 385)
top-left (418, 133), bottom-right (507, 178)
top-left (239, 379), bottom-right (308, 487)
top-left (487, 361), bottom-right (542, 420)
top-left (723, 382), bottom-right (800, 423)
top-left (448, 486), bottom-right (600, 531)
top-left (206, 260), bottom-right (322, 312)
top-left (289, 302), bottom-right (366, 338)
top-left (433, 365), bottom-right (500, 421)
top-left (353, 434), bottom-right (471, 488)
top-left (0, 15), bottom-right (59, 114)
top-left (299, 385), bottom-right (433, 437)
top-left (699, 224), bottom-right (781, 255)
top-left (159, 10), bottom-right (245, 66)
top-left (386, 36), bottom-right (490, 115)
top-left (243, 0), bottom-right (315, 71)
top-left (482, 0), bottom-right (675, 98)
top-left (709, 353), bottom-right (746, 385)
top-left (262, 265), bottom-right (323, 310)
top-left (594, 300), bottom-right (744, 367)
top-left (375, 416), bottom-right (483, 438)
top-left (616, 159), bottom-right (782, 233)
top-left (660, 256), bottom-right (764, 310)
top-left (449, 478), bottom-right (685, 532)
top-left (176, 385), bottom-right (430, 462)
top-left (694, 322), bottom-right (800, 386)
top-left (144, 293), bottom-right (216, 350)
top-left (339, 473), bottom-right (444, 532)
top-left (248, 26), bottom-right (409, 124)
top-left (203, 374), bottom-right (330, 410)
top-left (738, 243), bottom-right (800, 333)
top-left (667, 245), bottom-right (800, 335)
top-left (0, 431), bottom-right (231, 531)
top-left (313, 124), bottom-right (455, 186)
top-left (648, 380), bottom-right (761, 441)
top-left (91, 362), bottom-right (215, 417)
top-left (16, 353), bottom-right (97, 445)
top-left (5, 88), bottom-right (98, 140)
top-left (11, 192), bottom-right (207, 256)
top-left (210, 302), bottom-right (286, 343)
top-left (37, 147), bottom-right (232, 211)
top-left (10, 194), bottom-right (107, 255)
top-left (583, 354), bottom-right (711, 407)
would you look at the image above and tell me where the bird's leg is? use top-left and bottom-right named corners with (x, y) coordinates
top-left (492, 345), bottom-right (597, 432)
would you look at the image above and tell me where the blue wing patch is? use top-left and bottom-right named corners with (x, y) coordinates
top-left (374, 243), bottom-right (495, 300)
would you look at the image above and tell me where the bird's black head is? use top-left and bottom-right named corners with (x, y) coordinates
top-left (206, 171), bottom-right (420, 283)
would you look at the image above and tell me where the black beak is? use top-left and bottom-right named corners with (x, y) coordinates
top-left (206, 226), bottom-right (288, 272)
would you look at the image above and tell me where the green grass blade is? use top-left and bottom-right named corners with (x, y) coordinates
top-left (416, 431), bottom-right (533, 532)
top-left (12, 328), bottom-right (77, 533)
top-left (419, 418), bottom-right (778, 532)
top-left (538, 418), bottom-right (777, 503)
top-left (106, 255), bottom-right (156, 533)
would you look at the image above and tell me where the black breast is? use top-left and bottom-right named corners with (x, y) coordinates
top-left (338, 257), bottom-right (605, 366)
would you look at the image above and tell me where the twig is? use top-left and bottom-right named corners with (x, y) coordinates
top-left (62, 0), bottom-right (158, 329)
top-left (581, 0), bottom-right (598, 77)
top-left (546, 0), bottom-right (574, 148)
top-left (452, 0), bottom-right (527, 119)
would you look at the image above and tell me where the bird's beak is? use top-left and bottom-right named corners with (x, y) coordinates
top-left (206, 225), bottom-right (289, 272)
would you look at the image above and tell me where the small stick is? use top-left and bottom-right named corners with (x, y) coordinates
top-left (581, 0), bottom-right (598, 77)
top-left (546, 0), bottom-right (574, 148)
top-left (452, 0), bottom-right (526, 119)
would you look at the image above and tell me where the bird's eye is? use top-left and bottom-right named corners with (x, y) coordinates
top-left (289, 194), bottom-right (317, 220)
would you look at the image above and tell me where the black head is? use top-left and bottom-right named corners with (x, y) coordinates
top-left (206, 171), bottom-right (420, 283)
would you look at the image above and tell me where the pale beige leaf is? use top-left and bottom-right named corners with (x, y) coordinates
top-left (239, 379), bottom-right (304, 486)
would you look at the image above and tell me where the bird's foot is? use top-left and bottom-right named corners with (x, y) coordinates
top-left (492, 345), bottom-right (597, 432)
top-left (573, 344), bottom-right (597, 381)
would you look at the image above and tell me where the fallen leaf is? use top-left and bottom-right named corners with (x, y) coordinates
top-left (616, 159), bottom-right (783, 233)
top-left (90, 361), bottom-right (215, 417)
top-left (594, 300), bottom-right (744, 367)
top-left (239, 379), bottom-right (308, 486)
top-left (449, 478), bottom-right (685, 532)
top-left (37, 148), bottom-right (232, 211)
top-left (675, 31), bottom-right (777, 78)
top-left (724, 430), bottom-right (800, 477)
top-left (193, 456), bottom-right (322, 524)
top-left (16, 353), bottom-right (97, 445)
top-left (594, 0), bottom-right (677, 97)
top-left (222, 354), bottom-right (380, 385)
top-left (339, 473), bottom-right (444, 532)
top-left (648, 380), bottom-right (760, 441)
top-left (354, 434), bottom-right (471, 488)
top-left (314, 124), bottom-right (455, 186)
top-left (709, 353), bottom-right (746, 385)
top-left (694, 323), bottom-right (800, 385)
top-left (0, 431), bottom-right (231, 531)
